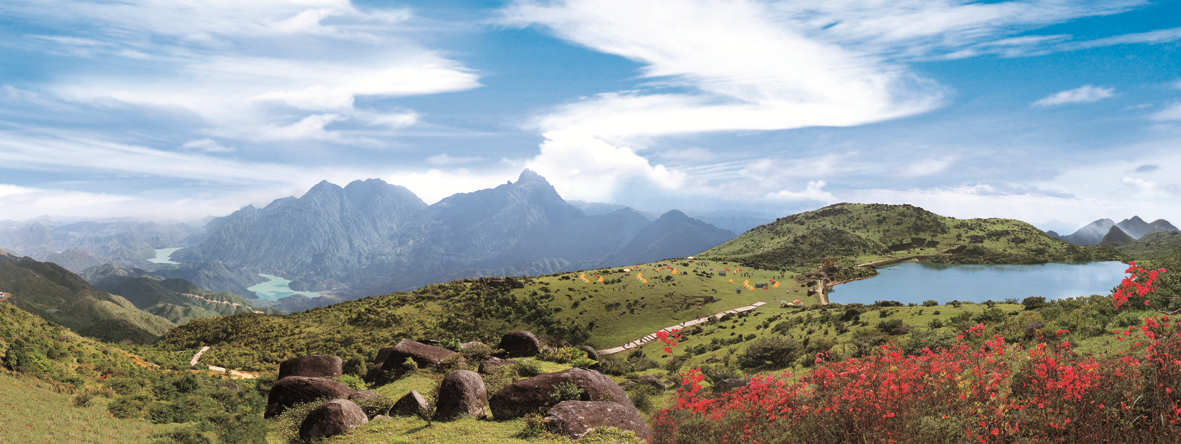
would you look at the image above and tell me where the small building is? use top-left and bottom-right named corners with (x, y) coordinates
top-left (820, 257), bottom-right (837, 269)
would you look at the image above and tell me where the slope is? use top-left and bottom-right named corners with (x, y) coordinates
top-left (601, 210), bottom-right (736, 266)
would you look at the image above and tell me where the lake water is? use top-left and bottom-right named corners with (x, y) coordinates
top-left (148, 247), bottom-right (182, 264)
top-left (827, 261), bottom-right (1129, 305)
top-left (247, 274), bottom-right (321, 301)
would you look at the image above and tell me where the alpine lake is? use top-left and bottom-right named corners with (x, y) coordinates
top-left (826, 261), bottom-right (1128, 305)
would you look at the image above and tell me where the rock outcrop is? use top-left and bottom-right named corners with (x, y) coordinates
top-left (489, 368), bottom-right (632, 420)
top-left (298, 399), bottom-right (368, 441)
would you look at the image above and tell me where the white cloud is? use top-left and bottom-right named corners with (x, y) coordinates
top-left (1151, 102), bottom-right (1181, 121)
top-left (426, 154), bottom-right (486, 165)
top-left (901, 156), bottom-right (955, 177)
top-left (1032, 85), bottom-right (1115, 107)
top-left (524, 131), bottom-right (686, 202)
top-left (766, 181), bottom-right (838, 203)
top-left (13, 0), bottom-right (479, 143)
top-left (181, 138), bottom-right (235, 153)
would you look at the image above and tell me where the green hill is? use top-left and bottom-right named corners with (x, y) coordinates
top-left (0, 252), bottom-right (174, 344)
top-left (700, 203), bottom-right (1124, 272)
top-left (1116, 230), bottom-right (1181, 260)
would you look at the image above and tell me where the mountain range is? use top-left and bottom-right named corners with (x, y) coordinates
top-left (1048, 216), bottom-right (1180, 246)
top-left (168, 170), bottom-right (737, 305)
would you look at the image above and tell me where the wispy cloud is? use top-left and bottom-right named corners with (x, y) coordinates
top-left (1033, 85), bottom-right (1115, 107)
top-left (1150, 102), bottom-right (1181, 121)
top-left (5, 0), bottom-right (480, 142)
top-left (426, 154), bottom-right (486, 165)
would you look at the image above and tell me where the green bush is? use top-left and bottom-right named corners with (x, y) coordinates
top-left (109, 396), bottom-right (146, 419)
top-left (923, 300), bottom-right (939, 307)
top-left (877, 318), bottom-right (904, 334)
top-left (736, 337), bottom-right (800, 369)
top-left (1022, 296), bottom-right (1048, 311)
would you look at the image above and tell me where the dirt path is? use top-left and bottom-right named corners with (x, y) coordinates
top-left (189, 346), bottom-right (257, 379)
top-left (597, 301), bottom-right (767, 356)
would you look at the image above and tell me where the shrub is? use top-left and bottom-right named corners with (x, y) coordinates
top-left (736, 337), bottom-right (799, 369)
top-left (1022, 296), bottom-right (1048, 311)
top-left (551, 381), bottom-right (586, 402)
top-left (876, 318), bottom-right (904, 334)
top-left (922, 300), bottom-right (939, 307)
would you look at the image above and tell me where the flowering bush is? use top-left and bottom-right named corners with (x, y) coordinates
top-left (651, 264), bottom-right (1181, 443)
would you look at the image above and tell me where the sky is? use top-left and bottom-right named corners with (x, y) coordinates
top-left (1, 0), bottom-right (1180, 233)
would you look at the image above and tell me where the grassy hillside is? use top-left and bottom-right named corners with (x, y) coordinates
top-left (106, 277), bottom-right (279, 324)
top-left (700, 203), bottom-right (1124, 272)
top-left (163, 258), bottom-right (794, 372)
top-left (0, 255), bottom-right (174, 344)
top-left (0, 371), bottom-right (172, 443)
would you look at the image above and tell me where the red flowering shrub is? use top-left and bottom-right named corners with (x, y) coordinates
top-left (651, 265), bottom-right (1181, 443)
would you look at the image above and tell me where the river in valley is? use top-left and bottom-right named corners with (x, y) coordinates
top-left (827, 261), bottom-right (1128, 305)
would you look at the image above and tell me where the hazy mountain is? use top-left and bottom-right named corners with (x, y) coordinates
top-left (600, 210), bottom-right (737, 266)
top-left (1057, 216), bottom-right (1180, 245)
top-left (0, 219), bottom-right (202, 272)
top-left (1059, 218), bottom-right (1115, 246)
top-left (1098, 226), bottom-right (1135, 247)
top-left (0, 251), bottom-right (173, 344)
top-left (174, 178), bottom-right (427, 282)
top-left (178, 170), bottom-right (736, 303)
top-left (568, 201), bottom-right (774, 235)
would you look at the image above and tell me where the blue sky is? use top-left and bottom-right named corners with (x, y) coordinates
top-left (1, 0), bottom-right (1179, 232)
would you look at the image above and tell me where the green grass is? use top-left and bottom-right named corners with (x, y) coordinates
top-left (0, 371), bottom-right (173, 443)
top-left (276, 414), bottom-right (644, 444)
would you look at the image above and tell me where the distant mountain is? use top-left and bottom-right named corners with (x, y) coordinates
top-left (0, 219), bottom-right (202, 272)
top-left (600, 210), bottom-right (737, 266)
top-left (1056, 216), bottom-right (1180, 246)
top-left (568, 200), bottom-right (774, 235)
top-left (1059, 219), bottom-right (1115, 246)
top-left (0, 251), bottom-right (173, 343)
top-left (1098, 226), bottom-right (1135, 247)
top-left (98, 276), bottom-right (276, 324)
top-left (176, 170), bottom-right (736, 303)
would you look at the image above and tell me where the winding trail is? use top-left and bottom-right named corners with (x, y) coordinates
top-left (189, 346), bottom-right (257, 379)
top-left (597, 301), bottom-right (767, 356)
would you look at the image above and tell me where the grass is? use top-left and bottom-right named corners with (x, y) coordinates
top-left (0, 371), bottom-right (173, 443)
top-left (277, 414), bottom-right (644, 444)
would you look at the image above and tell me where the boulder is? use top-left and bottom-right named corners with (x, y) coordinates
top-left (434, 370), bottom-right (488, 421)
top-left (298, 399), bottom-right (368, 441)
top-left (265, 376), bottom-right (356, 418)
top-left (478, 356), bottom-right (510, 374)
top-left (713, 377), bottom-right (752, 394)
top-left (490, 368), bottom-right (632, 420)
top-left (576, 345), bottom-right (599, 362)
top-left (278, 355), bottom-right (343, 380)
top-left (546, 400), bottom-right (650, 441)
top-left (460, 341), bottom-right (486, 350)
top-left (497, 331), bottom-right (541, 358)
top-left (380, 339), bottom-right (458, 371)
top-left (391, 390), bottom-right (429, 417)
top-left (214, 381), bottom-right (241, 392)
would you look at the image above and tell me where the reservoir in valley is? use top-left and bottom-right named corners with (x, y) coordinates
top-left (150, 248), bottom-right (320, 301)
top-left (148, 247), bottom-right (182, 264)
top-left (827, 261), bottom-right (1128, 305)
top-left (247, 274), bottom-right (320, 301)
